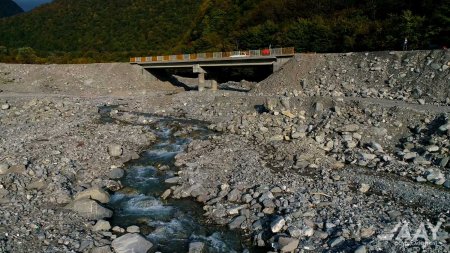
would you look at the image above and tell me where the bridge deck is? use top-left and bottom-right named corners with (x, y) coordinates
top-left (130, 47), bottom-right (294, 67)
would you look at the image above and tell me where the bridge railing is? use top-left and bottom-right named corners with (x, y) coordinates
top-left (130, 47), bottom-right (294, 63)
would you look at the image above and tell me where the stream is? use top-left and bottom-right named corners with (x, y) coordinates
top-left (99, 106), bottom-right (256, 252)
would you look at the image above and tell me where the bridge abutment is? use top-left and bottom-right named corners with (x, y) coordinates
top-left (273, 57), bottom-right (291, 72)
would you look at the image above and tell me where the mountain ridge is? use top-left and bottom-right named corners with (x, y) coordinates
top-left (0, 0), bottom-right (448, 63)
top-left (0, 0), bottom-right (24, 18)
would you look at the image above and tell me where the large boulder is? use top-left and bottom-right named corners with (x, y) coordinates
top-left (111, 233), bottom-right (153, 253)
top-left (109, 168), bottom-right (125, 179)
top-left (75, 187), bottom-right (110, 203)
top-left (92, 220), bottom-right (111, 231)
top-left (188, 242), bottom-right (205, 253)
top-left (0, 163), bottom-right (9, 175)
top-left (271, 216), bottom-right (286, 233)
top-left (108, 144), bottom-right (123, 157)
top-left (278, 237), bottom-right (300, 253)
top-left (65, 199), bottom-right (112, 220)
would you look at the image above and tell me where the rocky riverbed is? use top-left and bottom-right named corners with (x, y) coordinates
top-left (0, 50), bottom-right (449, 253)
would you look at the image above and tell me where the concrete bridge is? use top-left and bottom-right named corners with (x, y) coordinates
top-left (130, 48), bottom-right (294, 91)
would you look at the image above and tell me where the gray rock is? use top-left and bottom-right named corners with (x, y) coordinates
top-left (242, 194), bottom-right (253, 203)
top-left (0, 163), bottom-right (9, 175)
top-left (291, 132), bottom-right (305, 139)
top-left (416, 176), bottom-right (427, 182)
top-left (270, 216), bottom-right (286, 233)
top-left (1, 104), bottom-right (9, 110)
top-left (280, 97), bottom-right (290, 109)
top-left (403, 152), bottom-right (417, 160)
top-left (315, 134), bottom-right (325, 143)
top-left (287, 226), bottom-right (302, 238)
top-left (165, 177), bottom-right (181, 183)
top-left (92, 220), bottom-right (111, 231)
top-left (315, 102), bottom-right (324, 112)
top-left (359, 183), bottom-right (370, 193)
top-left (258, 191), bottom-right (274, 202)
top-left (91, 246), bottom-right (112, 253)
top-left (109, 168), bottom-right (124, 179)
top-left (278, 237), bottom-right (299, 253)
top-left (359, 153), bottom-right (376, 161)
top-left (443, 180), bottom-right (450, 189)
top-left (161, 189), bottom-right (172, 199)
top-left (126, 225), bottom-right (140, 233)
top-left (75, 187), bottom-right (110, 203)
top-left (66, 199), bottom-right (113, 220)
top-left (426, 170), bottom-right (444, 182)
top-left (426, 145), bottom-right (440, 152)
top-left (302, 227), bottom-right (314, 237)
top-left (227, 188), bottom-right (241, 202)
top-left (372, 127), bottom-right (387, 136)
top-left (329, 236), bottom-right (344, 247)
top-left (188, 242), bottom-right (205, 253)
top-left (264, 98), bottom-right (278, 111)
top-left (262, 199), bottom-right (276, 208)
top-left (271, 186), bottom-right (283, 193)
top-left (431, 63), bottom-right (441, 70)
top-left (360, 227), bottom-right (375, 238)
top-left (339, 124), bottom-right (360, 132)
top-left (414, 156), bottom-right (431, 165)
top-left (270, 135), bottom-right (284, 141)
top-left (111, 233), bottom-right (153, 253)
top-left (370, 66), bottom-right (382, 71)
top-left (228, 215), bottom-right (246, 229)
top-left (345, 140), bottom-right (358, 148)
top-left (440, 157), bottom-right (449, 168)
top-left (369, 141), bottom-right (384, 152)
top-left (112, 226), bottom-right (125, 233)
top-left (439, 123), bottom-right (450, 132)
top-left (354, 245), bottom-right (367, 253)
top-left (107, 144), bottom-right (123, 157)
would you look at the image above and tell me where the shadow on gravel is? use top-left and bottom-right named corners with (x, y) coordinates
top-left (146, 69), bottom-right (194, 91)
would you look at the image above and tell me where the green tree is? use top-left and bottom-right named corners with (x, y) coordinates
top-left (16, 47), bottom-right (37, 63)
top-left (398, 10), bottom-right (426, 49)
top-left (285, 17), bottom-right (334, 52)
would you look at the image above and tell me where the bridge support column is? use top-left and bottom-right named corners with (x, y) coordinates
top-left (193, 64), bottom-right (207, 92)
top-left (198, 72), bottom-right (205, 91)
top-left (211, 80), bottom-right (218, 91)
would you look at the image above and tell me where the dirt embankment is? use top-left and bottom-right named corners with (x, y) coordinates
top-left (0, 63), bottom-right (180, 96)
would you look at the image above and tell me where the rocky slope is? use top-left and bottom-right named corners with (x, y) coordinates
top-left (254, 50), bottom-right (450, 104)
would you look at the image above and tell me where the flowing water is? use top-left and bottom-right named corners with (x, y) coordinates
top-left (99, 106), bottom-right (257, 252)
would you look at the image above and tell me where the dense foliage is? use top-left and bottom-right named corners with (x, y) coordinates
top-left (0, 0), bottom-right (448, 63)
top-left (0, 0), bottom-right (24, 18)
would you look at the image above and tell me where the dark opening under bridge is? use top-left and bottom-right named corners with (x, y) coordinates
top-left (130, 48), bottom-right (295, 91)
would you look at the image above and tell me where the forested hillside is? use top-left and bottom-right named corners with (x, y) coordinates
top-left (0, 0), bottom-right (24, 18)
top-left (0, 0), bottom-right (448, 63)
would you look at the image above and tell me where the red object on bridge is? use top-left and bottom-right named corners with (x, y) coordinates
top-left (262, 48), bottom-right (270, 55)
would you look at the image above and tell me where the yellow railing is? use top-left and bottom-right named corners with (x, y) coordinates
top-left (130, 47), bottom-right (295, 63)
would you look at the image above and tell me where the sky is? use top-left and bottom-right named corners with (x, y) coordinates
top-left (13, 0), bottom-right (53, 11)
